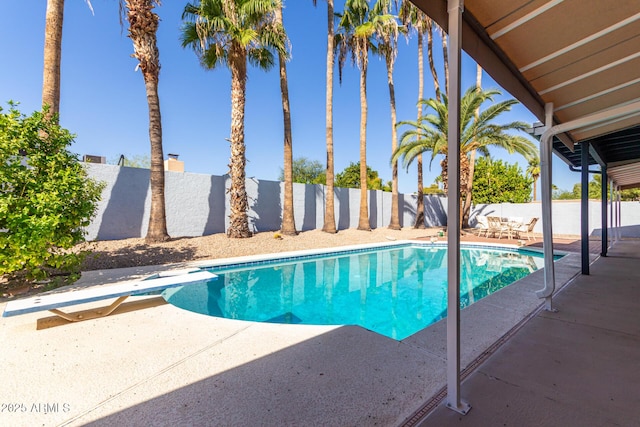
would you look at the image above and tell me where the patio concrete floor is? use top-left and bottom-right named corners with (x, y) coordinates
top-left (0, 238), bottom-right (634, 426)
top-left (415, 238), bottom-right (640, 426)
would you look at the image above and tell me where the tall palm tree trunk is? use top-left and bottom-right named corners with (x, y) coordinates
top-left (228, 48), bottom-right (251, 238)
top-left (462, 65), bottom-right (482, 228)
top-left (387, 52), bottom-right (401, 230)
top-left (275, 5), bottom-right (296, 236)
top-left (358, 63), bottom-right (370, 231)
top-left (145, 78), bottom-right (169, 242)
top-left (125, 0), bottom-right (169, 243)
top-left (426, 19), bottom-right (440, 102)
top-left (42, 0), bottom-right (64, 119)
top-left (441, 28), bottom-right (449, 96)
top-left (415, 31), bottom-right (426, 229)
top-left (323, 0), bottom-right (337, 233)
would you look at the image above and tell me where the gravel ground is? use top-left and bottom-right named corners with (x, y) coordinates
top-left (78, 227), bottom-right (441, 271)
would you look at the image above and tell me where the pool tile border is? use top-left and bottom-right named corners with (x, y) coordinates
top-left (193, 240), bottom-right (563, 273)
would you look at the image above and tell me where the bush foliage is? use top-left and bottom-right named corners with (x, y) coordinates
top-left (472, 157), bottom-right (533, 204)
top-left (335, 161), bottom-right (391, 191)
top-left (0, 104), bottom-right (103, 283)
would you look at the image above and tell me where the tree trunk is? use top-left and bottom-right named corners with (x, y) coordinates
top-left (357, 61), bottom-right (370, 231)
top-left (275, 5), bottom-right (296, 236)
top-left (441, 28), bottom-right (449, 96)
top-left (462, 65), bottom-right (482, 229)
top-left (42, 0), bottom-right (64, 120)
top-left (322, 0), bottom-right (337, 233)
top-left (125, 0), bottom-right (169, 243)
top-left (533, 176), bottom-right (538, 201)
top-left (145, 78), bottom-right (169, 242)
top-left (426, 18), bottom-right (440, 103)
top-left (415, 30), bottom-right (426, 229)
top-left (228, 48), bottom-right (252, 238)
top-left (387, 53), bottom-right (401, 230)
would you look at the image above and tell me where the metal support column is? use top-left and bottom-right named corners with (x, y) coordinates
top-left (601, 169), bottom-right (608, 256)
top-left (613, 185), bottom-right (618, 242)
top-left (445, 0), bottom-right (470, 415)
top-left (581, 141), bottom-right (590, 275)
top-left (537, 100), bottom-right (640, 307)
top-left (617, 186), bottom-right (621, 240)
top-left (609, 180), bottom-right (614, 246)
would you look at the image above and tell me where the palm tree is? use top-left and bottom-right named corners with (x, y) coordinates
top-left (440, 27), bottom-right (449, 96)
top-left (373, 0), bottom-right (401, 230)
top-left (527, 156), bottom-right (541, 201)
top-left (393, 86), bottom-right (538, 224)
top-left (311, 0), bottom-right (337, 234)
top-left (336, 0), bottom-right (394, 231)
top-left (122, 0), bottom-right (169, 243)
top-left (42, 0), bottom-right (93, 120)
top-left (274, 3), bottom-right (296, 236)
top-left (398, 1), bottom-right (431, 228)
top-left (462, 64), bottom-right (483, 228)
top-left (181, 0), bottom-right (286, 238)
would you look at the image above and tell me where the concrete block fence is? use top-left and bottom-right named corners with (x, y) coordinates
top-left (84, 163), bottom-right (640, 241)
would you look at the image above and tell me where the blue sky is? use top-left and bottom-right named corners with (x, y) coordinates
top-left (0, 0), bottom-right (581, 196)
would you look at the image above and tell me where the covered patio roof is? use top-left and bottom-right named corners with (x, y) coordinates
top-left (412, 0), bottom-right (640, 189)
top-left (408, 0), bottom-right (640, 416)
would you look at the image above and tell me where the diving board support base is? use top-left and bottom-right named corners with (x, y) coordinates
top-left (47, 296), bottom-right (130, 322)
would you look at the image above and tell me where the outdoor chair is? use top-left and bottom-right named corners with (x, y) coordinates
top-left (473, 215), bottom-right (490, 236)
top-left (486, 216), bottom-right (505, 238)
top-left (514, 217), bottom-right (539, 241)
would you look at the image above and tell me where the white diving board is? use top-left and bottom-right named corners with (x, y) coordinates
top-left (2, 270), bottom-right (217, 322)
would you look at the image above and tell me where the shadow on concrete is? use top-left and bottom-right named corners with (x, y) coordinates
top-left (592, 224), bottom-right (640, 238)
top-left (81, 326), bottom-right (434, 427)
top-left (81, 241), bottom-right (197, 271)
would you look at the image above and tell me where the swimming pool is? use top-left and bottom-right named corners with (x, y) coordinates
top-left (163, 243), bottom-right (556, 340)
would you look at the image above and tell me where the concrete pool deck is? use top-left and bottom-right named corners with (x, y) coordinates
top-left (417, 238), bottom-right (640, 426)
top-left (0, 240), bottom-right (596, 426)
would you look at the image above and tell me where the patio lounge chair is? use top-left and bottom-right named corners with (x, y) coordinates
top-left (486, 216), bottom-right (506, 238)
top-left (513, 217), bottom-right (539, 241)
top-left (2, 270), bottom-right (216, 322)
top-left (473, 215), bottom-right (490, 237)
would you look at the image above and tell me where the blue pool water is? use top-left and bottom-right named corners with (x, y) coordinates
top-left (163, 244), bottom-right (554, 340)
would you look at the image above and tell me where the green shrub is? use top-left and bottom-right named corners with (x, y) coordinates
top-left (0, 104), bottom-right (104, 284)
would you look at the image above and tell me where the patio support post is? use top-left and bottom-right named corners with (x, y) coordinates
top-left (613, 186), bottom-right (617, 240)
top-left (537, 100), bottom-right (640, 305)
top-left (617, 186), bottom-right (621, 240)
top-left (609, 180), bottom-right (614, 246)
top-left (581, 141), bottom-right (590, 275)
top-left (613, 184), bottom-right (618, 242)
top-left (445, 0), bottom-right (470, 415)
top-left (538, 102), bottom-right (556, 311)
top-left (601, 168), bottom-right (608, 256)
